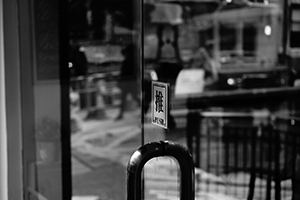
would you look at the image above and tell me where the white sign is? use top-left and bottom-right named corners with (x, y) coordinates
top-left (152, 81), bottom-right (169, 129)
top-left (174, 69), bottom-right (205, 96)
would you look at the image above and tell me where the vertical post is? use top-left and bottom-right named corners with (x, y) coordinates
top-left (274, 128), bottom-right (281, 200)
top-left (266, 124), bottom-right (274, 200)
top-left (156, 25), bottom-right (163, 61)
top-left (293, 94), bottom-right (300, 200)
top-left (293, 154), bottom-right (300, 200)
top-left (186, 111), bottom-right (201, 168)
top-left (172, 25), bottom-right (181, 63)
top-left (247, 127), bottom-right (257, 200)
top-left (0, 1), bottom-right (8, 196)
top-left (196, 114), bottom-right (202, 169)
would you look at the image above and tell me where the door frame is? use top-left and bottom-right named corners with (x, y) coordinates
top-left (0, 0), bottom-right (23, 199)
top-left (0, 0), bottom-right (8, 199)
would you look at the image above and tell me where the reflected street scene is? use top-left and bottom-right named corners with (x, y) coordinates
top-left (69, 1), bottom-right (142, 200)
top-left (69, 0), bottom-right (300, 200)
top-left (143, 0), bottom-right (300, 199)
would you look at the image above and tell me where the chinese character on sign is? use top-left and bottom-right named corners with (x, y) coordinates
top-left (152, 81), bottom-right (169, 129)
top-left (155, 91), bottom-right (164, 113)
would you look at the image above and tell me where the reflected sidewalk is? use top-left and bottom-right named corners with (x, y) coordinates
top-left (71, 107), bottom-right (142, 200)
top-left (71, 107), bottom-right (268, 200)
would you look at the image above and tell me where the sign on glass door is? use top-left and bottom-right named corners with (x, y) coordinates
top-left (151, 81), bottom-right (169, 129)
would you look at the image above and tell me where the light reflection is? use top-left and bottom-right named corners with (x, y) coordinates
top-left (144, 157), bottom-right (180, 200)
top-left (264, 25), bottom-right (272, 36)
top-left (130, 151), bottom-right (142, 164)
top-left (227, 78), bottom-right (235, 86)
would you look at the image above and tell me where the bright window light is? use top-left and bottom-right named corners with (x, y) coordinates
top-left (264, 25), bottom-right (272, 36)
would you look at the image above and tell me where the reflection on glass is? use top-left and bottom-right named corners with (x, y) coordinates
top-left (24, 0), bottom-right (63, 199)
top-left (144, 1), bottom-right (300, 200)
top-left (29, 117), bottom-right (62, 200)
top-left (144, 157), bottom-right (180, 200)
top-left (69, 0), bottom-right (141, 200)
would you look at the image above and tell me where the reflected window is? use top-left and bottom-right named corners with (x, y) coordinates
top-left (220, 23), bottom-right (236, 51)
top-left (220, 23), bottom-right (256, 57)
top-left (243, 24), bottom-right (256, 56)
top-left (290, 5), bottom-right (300, 48)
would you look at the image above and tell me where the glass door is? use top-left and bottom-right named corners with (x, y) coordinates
top-left (142, 1), bottom-right (300, 200)
top-left (68, 1), bottom-right (142, 200)
top-left (15, 0), bottom-right (298, 199)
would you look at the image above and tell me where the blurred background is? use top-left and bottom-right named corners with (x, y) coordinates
top-left (3, 0), bottom-right (298, 200)
top-left (67, 0), bottom-right (300, 200)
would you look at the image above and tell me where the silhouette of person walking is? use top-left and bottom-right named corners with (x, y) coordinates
top-left (69, 41), bottom-right (88, 77)
top-left (190, 47), bottom-right (218, 90)
top-left (115, 43), bottom-right (140, 120)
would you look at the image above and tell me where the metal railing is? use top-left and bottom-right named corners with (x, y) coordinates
top-left (182, 110), bottom-right (300, 200)
top-left (168, 86), bottom-right (300, 199)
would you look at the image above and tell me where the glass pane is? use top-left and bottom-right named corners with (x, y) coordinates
top-left (143, 1), bottom-right (300, 200)
top-left (22, 0), bottom-right (63, 199)
top-left (69, 1), bottom-right (142, 200)
top-left (144, 157), bottom-right (180, 200)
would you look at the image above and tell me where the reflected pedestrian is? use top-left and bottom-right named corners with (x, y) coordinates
top-left (190, 47), bottom-right (218, 90)
top-left (69, 41), bottom-right (88, 77)
top-left (115, 43), bottom-right (140, 120)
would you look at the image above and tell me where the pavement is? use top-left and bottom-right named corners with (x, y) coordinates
top-left (70, 106), bottom-right (293, 200)
top-left (71, 106), bottom-right (144, 200)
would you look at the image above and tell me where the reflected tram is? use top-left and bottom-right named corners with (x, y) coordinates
top-left (145, 0), bottom-right (300, 90)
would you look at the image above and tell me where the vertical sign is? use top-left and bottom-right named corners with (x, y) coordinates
top-left (152, 81), bottom-right (169, 129)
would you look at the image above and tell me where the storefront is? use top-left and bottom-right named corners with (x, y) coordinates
top-left (1, 0), bottom-right (300, 200)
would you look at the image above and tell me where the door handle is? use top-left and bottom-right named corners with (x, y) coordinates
top-left (127, 140), bottom-right (195, 200)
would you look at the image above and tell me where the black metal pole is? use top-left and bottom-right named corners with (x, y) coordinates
top-left (186, 111), bottom-right (201, 168)
top-left (127, 140), bottom-right (195, 200)
top-left (247, 127), bottom-right (257, 200)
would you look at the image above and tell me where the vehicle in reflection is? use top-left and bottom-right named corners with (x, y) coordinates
top-left (202, 2), bottom-right (287, 90)
top-left (145, 0), bottom-right (300, 91)
top-left (195, 1), bottom-right (296, 90)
